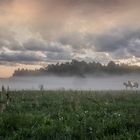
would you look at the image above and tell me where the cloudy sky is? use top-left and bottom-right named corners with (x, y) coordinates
top-left (0, 0), bottom-right (140, 77)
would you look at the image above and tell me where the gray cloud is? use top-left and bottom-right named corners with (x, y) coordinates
top-left (58, 33), bottom-right (85, 50)
top-left (46, 52), bottom-right (72, 61)
top-left (0, 51), bottom-right (44, 63)
top-left (92, 28), bottom-right (140, 58)
top-left (128, 39), bottom-right (140, 57)
top-left (23, 39), bottom-right (66, 53)
top-left (0, 28), bottom-right (73, 65)
top-left (1, 27), bottom-right (140, 65)
top-left (57, 28), bottom-right (140, 60)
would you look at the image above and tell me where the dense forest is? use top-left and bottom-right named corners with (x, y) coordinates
top-left (13, 60), bottom-right (140, 77)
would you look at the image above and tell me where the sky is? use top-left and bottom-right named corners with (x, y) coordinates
top-left (0, 0), bottom-right (140, 77)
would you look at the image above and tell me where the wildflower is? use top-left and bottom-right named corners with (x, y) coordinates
top-left (114, 112), bottom-right (121, 117)
top-left (89, 127), bottom-right (93, 134)
top-left (118, 113), bottom-right (121, 117)
top-left (0, 103), bottom-right (6, 113)
top-left (59, 116), bottom-right (64, 121)
top-left (105, 102), bottom-right (109, 105)
top-left (84, 110), bottom-right (88, 114)
top-left (89, 127), bottom-right (93, 131)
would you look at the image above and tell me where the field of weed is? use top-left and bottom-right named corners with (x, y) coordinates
top-left (0, 90), bottom-right (140, 140)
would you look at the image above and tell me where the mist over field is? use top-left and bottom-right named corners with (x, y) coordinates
top-left (0, 74), bottom-right (140, 91)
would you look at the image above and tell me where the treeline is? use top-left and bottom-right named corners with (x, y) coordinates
top-left (13, 60), bottom-right (140, 77)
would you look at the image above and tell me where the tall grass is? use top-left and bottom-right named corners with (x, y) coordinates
top-left (0, 90), bottom-right (140, 140)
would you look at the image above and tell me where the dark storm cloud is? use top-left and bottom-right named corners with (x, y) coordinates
top-left (0, 51), bottom-right (44, 63)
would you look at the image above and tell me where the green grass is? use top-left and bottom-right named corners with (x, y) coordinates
top-left (0, 90), bottom-right (140, 140)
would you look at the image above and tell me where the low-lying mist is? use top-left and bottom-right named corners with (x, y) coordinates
top-left (0, 74), bottom-right (140, 91)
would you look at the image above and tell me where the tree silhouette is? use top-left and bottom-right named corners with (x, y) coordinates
top-left (13, 60), bottom-right (140, 77)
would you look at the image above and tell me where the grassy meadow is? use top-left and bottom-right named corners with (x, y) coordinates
top-left (0, 90), bottom-right (140, 140)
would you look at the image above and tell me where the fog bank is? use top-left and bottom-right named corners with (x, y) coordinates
top-left (0, 75), bottom-right (140, 91)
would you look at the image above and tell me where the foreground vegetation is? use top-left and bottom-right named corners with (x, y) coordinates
top-left (0, 90), bottom-right (140, 140)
